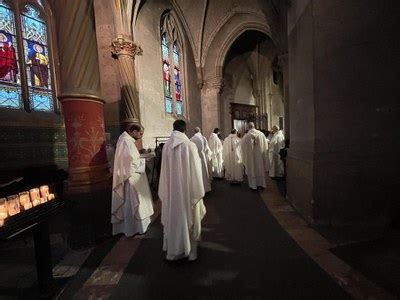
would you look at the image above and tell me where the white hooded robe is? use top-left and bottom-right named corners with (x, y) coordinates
top-left (269, 130), bottom-right (285, 177)
top-left (241, 128), bottom-right (269, 189)
top-left (223, 133), bottom-right (243, 182)
top-left (190, 132), bottom-right (212, 192)
top-left (111, 132), bottom-right (154, 237)
top-left (159, 130), bottom-right (206, 260)
top-left (208, 132), bottom-right (224, 178)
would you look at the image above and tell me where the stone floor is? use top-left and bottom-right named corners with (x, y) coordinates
top-left (0, 178), bottom-right (397, 299)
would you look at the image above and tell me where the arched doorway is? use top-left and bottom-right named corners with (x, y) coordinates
top-left (220, 30), bottom-right (284, 137)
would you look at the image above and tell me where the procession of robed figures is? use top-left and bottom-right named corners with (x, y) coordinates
top-left (110, 120), bottom-right (285, 261)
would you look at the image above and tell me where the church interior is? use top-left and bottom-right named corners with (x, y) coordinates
top-left (0, 0), bottom-right (399, 298)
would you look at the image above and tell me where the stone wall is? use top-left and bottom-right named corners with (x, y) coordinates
top-left (0, 109), bottom-right (67, 181)
top-left (286, 0), bottom-right (315, 222)
top-left (287, 0), bottom-right (399, 225)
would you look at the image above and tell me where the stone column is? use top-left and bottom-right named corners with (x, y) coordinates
top-left (110, 37), bottom-right (142, 124)
top-left (54, 0), bottom-right (110, 193)
top-left (110, 0), bottom-right (142, 125)
top-left (278, 53), bottom-right (289, 139)
top-left (201, 77), bottom-right (224, 137)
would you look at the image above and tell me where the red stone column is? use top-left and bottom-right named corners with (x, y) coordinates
top-left (59, 97), bottom-right (110, 192)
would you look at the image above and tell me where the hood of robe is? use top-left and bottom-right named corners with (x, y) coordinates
top-left (248, 128), bottom-right (263, 138)
top-left (170, 130), bottom-right (190, 148)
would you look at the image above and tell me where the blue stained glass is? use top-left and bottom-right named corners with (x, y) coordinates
top-left (165, 97), bottom-right (172, 113)
top-left (31, 91), bottom-right (52, 111)
top-left (173, 43), bottom-right (179, 66)
top-left (0, 86), bottom-right (22, 108)
top-left (176, 101), bottom-right (182, 115)
top-left (0, 3), bottom-right (15, 34)
top-left (21, 5), bottom-right (47, 44)
top-left (162, 44), bottom-right (169, 61)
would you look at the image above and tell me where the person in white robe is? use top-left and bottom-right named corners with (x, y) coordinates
top-left (208, 128), bottom-right (224, 178)
top-left (223, 129), bottom-right (243, 183)
top-left (111, 124), bottom-right (154, 237)
top-left (268, 125), bottom-right (285, 178)
top-left (241, 122), bottom-right (269, 190)
top-left (159, 120), bottom-right (206, 261)
top-left (190, 127), bottom-right (212, 193)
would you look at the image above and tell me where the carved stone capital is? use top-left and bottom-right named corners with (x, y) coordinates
top-left (204, 77), bottom-right (224, 93)
top-left (110, 38), bottom-right (143, 58)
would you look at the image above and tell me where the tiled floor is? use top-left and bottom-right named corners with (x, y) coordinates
top-left (0, 178), bottom-right (396, 299)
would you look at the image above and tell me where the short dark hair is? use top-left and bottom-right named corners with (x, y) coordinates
top-left (213, 128), bottom-right (220, 134)
top-left (173, 120), bottom-right (186, 132)
top-left (124, 123), bottom-right (142, 133)
top-left (129, 124), bottom-right (142, 132)
top-left (231, 129), bottom-right (237, 134)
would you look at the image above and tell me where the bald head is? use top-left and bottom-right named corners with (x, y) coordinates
top-left (248, 122), bottom-right (255, 129)
top-left (194, 127), bottom-right (201, 133)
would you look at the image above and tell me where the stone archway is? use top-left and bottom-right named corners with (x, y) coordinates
top-left (200, 14), bottom-right (273, 136)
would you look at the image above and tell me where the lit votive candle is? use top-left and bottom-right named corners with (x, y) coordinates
top-left (40, 197), bottom-right (47, 204)
top-left (19, 192), bottom-right (32, 210)
top-left (0, 219), bottom-right (4, 227)
top-left (0, 198), bottom-right (7, 220)
top-left (39, 185), bottom-right (50, 198)
top-left (29, 188), bottom-right (40, 206)
top-left (32, 198), bottom-right (40, 207)
top-left (47, 193), bottom-right (55, 201)
top-left (7, 194), bottom-right (20, 216)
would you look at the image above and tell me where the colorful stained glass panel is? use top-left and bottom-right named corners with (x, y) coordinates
top-left (173, 43), bottom-right (179, 66)
top-left (30, 91), bottom-right (52, 111)
top-left (0, 30), bottom-right (19, 83)
top-left (0, 85), bottom-right (22, 108)
top-left (21, 5), bottom-right (46, 44)
top-left (0, 2), bottom-right (15, 34)
top-left (174, 67), bottom-right (181, 101)
top-left (162, 35), bottom-right (169, 62)
top-left (165, 96), bottom-right (172, 113)
top-left (24, 40), bottom-right (49, 88)
top-left (176, 101), bottom-right (182, 115)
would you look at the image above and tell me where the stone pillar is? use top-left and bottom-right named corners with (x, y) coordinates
top-left (201, 77), bottom-right (223, 137)
top-left (278, 53), bottom-right (289, 139)
top-left (110, 37), bottom-right (142, 124)
top-left (54, 0), bottom-right (110, 194)
top-left (110, 0), bottom-right (142, 125)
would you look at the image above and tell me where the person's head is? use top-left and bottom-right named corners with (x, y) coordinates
top-left (248, 122), bottom-right (255, 130)
top-left (194, 127), bottom-right (201, 133)
top-left (213, 128), bottom-right (220, 134)
top-left (272, 125), bottom-right (279, 133)
top-left (173, 119), bottom-right (186, 133)
top-left (231, 129), bottom-right (237, 134)
top-left (125, 123), bottom-right (143, 140)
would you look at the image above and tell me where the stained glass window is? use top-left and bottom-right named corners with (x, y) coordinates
top-left (161, 13), bottom-right (184, 116)
top-left (0, 1), bottom-right (54, 112)
top-left (0, 1), bottom-right (22, 109)
top-left (21, 5), bottom-right (53, 111)
top-left (173, 42), bottom-right (183, 116)
top-left (162, 33), bottom-right (172, 113)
